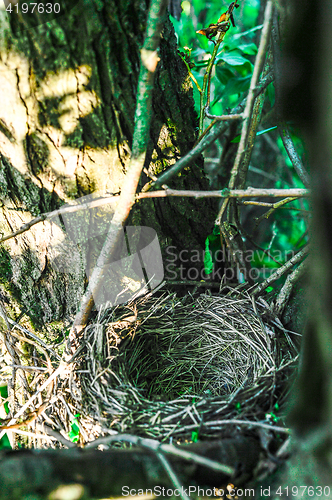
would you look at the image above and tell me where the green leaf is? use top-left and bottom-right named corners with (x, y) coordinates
top-left (68, 414), bottom-right (80, 443)
top-left (237, 42), bottom-right (258, 55)
top-left (215, 65), bottom-right (235, 85)
top-left (223, 75), bottom-right (251, 97)
top-left (204, 237), bottom-right (214, 275)
top-left (0, 383), bottom-right (11, 450)
top-left (219, 51), bottom-right (250, 66)
top-left (191, 431), bottom-right (199, 442)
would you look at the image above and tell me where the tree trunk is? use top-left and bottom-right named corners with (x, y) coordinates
top-left (0, 0), bottom-right (214, 328)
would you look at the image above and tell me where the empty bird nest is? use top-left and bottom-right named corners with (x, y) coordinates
top-left (75, 285), bottom-right (299, 443)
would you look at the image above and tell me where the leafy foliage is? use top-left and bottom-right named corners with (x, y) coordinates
top-left (171, 0), bottom-right (260, 115)
top-left (170, 1), bottom-right (309, 285)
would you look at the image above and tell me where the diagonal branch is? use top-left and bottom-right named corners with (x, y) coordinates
top-left (216, 0), bottom-right (274, 223)
top-left (151, 71), bottom-right (274, 191)
top-left (64, 0), bottom-right (168, 349)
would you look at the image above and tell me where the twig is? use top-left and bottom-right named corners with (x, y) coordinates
top-left (0, 188), bottom-right (309, 245)
top-left (251, 245), bottom-right (309, 296)
top-left (5, 428), bottom-right (56, 441)
top-left (279, 124), bottom-right (310, 187)
top-left (199, 36), bottom-right (225, 135)
top-left (42, 424), bottom-right (77, 448)
top-left (65, 0), bottom-right (168, 346)
top-left (240, 200), bottom-right (310, 213)
top-left (0, 362), bottom-right (68, 440)
top-left (0, 195), bottom-right (119, 245)
top-left (169, 419), bottom-right (291, 435)
top-left (138, 187), bottom-right (309, 199)
top-left (151, 71), bottom-right (274, 190)
top-left (205, 419), bottom-right (291, 434)
top-left (254, 196), bottom-right (298, 225)
top-left (273, 260), bottom-right (308, 316)
top-left (204, 111), bottom-right (243, 121)
top-left (199, 1), bottom-right (240, 135)
top-left (9, 319), bottom-right (60, 360)
top-left (155, 451), bottom-right (190, 500)
top-left (236, 52), bottom-right (273, 189)
top-left (84, 433), bottom-right (234, 475)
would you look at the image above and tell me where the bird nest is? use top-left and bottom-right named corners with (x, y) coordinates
top-left (77, 286), bottom-right (298, 442)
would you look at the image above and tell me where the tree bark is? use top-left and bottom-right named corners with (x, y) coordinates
top-left (0, 0), bottom-right (215, 328)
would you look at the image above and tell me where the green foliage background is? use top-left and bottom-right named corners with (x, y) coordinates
top-left (170, 0), bottom-right (309, 284)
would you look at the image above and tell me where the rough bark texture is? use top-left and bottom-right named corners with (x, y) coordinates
top-left (0, 0), bottom-right (215, 328)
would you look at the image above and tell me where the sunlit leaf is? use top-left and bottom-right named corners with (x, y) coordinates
top-left (219, 51), bottom-right (250, 66)
top-left (237, 42), bottom-right (258, 55)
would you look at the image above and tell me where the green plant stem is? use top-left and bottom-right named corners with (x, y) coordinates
top-left (199, 35), bottom-right (225, 136)
top-left (181, 58), bottom-right (202, 93)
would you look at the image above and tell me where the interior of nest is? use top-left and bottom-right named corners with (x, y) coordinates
top-left (80, 285), bottom-right (299, 408)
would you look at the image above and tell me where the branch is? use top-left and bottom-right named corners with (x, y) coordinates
top-left (138, 187), bottom-right (309, 199)
top-left (279, 124), bottom-right (310, 187)
top-left (228, 1), bottom-right (274, 189)
top-left (254, 196), bottom-right (298, 225)
top-left (151, 71), bottom-right (274, 190)
top-left (216, 0), bottom-right (274, 223)
top-left (0, 187), bottom-right (309, 245)
top-left (250, 245), bottom-right (309, 296)
top-left (0, 195), bottom-right (119, 244)
top-left (63, 0), bottom-right (168, 347)
top-left (273, 259), bottom-right (308, 316)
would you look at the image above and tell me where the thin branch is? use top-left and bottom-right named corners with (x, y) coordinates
top-left (254, 196), bottom-right (298, 225)
top-left (0, 194), bottom-right (119, 244)
top-left (199, 34), bottom-right (226, 135)
top-left (204, 419), bottom-right (291, 434)
top-left (138, 187), bottom-right (309, 199)
top-left (237, 51), bottom-right (273, 189)
top-left (229, 1), bottom-right (273, 187)
top-left (0, 188), bottom-right (309, 245)
top-left (199, 1), bottom-right (240, 135)
top-left (64, 0), bottom-right (168, 346)
top-left (155, 451), bottom-right (190, 500)
top-left (85, 433), bottom-right (235, 475)
top-left (273, 259), bottom-right (308, 316)
top-left (279, 124), bottom-right (310, 187)
top-left (240, 200), bottom-right (310, 213)
top-left (204, 110), bottom-right (243, 121)
top-left (250, 245), bottom-right (309, 296)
